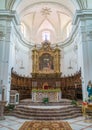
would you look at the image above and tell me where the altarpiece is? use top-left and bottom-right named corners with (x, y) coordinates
top-left (32, 40), bottom-right (61, 75)
top-left (31, 40), bottom-right (61, 102)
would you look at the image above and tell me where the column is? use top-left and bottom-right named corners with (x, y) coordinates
top-left (81, 29), bottom-right (92, 100)
top-left (73, 10), bottom-right (92, 101)
top-left (0, 10), bottom-right (19, 103)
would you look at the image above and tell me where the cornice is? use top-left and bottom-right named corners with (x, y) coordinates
top-left (0, 10), bottom-right (34, 48)
top-left (57, 23), bottom-right (79, 48)
top-left (73, 9), bottom-right (92, 25)
top-left (0, 10), bottom-right (20, 25)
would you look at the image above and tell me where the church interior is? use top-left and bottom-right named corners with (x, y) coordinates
top-left (0, 0), bottom-right (92, 130)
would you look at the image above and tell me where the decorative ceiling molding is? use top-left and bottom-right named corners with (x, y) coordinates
top-left (7, 0), bottom-right (86, 12)
top-left (37, 18), bottom-right (56, 33)
top-left (32, 12), bottom-right (36, 30)
top-left (41, 7), bottom-right (52, 17)
top-left (19, 2), bottom-right (73, 18)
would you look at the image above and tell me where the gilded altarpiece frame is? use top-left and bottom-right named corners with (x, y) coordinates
top-left (32, 41), bottom-right (61, 75)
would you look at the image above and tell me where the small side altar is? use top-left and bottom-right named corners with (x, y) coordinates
top-left (32, 88), bottom-right (61, 102)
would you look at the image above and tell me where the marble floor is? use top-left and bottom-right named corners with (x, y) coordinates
top-left (0, 116), bottom-right (92, 130)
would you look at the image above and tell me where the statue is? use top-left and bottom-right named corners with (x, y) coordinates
top-left (87, 80), bottom-right (92, 98)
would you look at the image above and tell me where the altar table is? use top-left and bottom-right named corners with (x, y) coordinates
top-left (32, 89), bottom-right (61, 102)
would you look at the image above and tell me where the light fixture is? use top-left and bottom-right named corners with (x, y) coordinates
top-left (20, 61), bottom-right (24, 69)
top-left (68, 60), bottom-right (73, 69)
top-left (68, 66), bottom-right (73, 69)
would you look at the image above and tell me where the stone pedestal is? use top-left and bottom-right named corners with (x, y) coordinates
top-left (0, 101), bottom-right (7, 120)
top-left (10, 90), bottom-right (19, 105)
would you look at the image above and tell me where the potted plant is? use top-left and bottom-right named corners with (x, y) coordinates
top-left (7, 104), bottom-right (15, 111)
top-left (43, 97), bottom-right (49, 104)
top-left (71, 100), bottom-right (78, 106)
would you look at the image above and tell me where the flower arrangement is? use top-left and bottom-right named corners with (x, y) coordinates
top-left (6, 104), bottom-right (15, 110)
top-left (32, 88), bottom-right (61, 93)
top-left (82, 96), bottom-right (92, 106)
top-left (82, 101), bottom-right (88, 106)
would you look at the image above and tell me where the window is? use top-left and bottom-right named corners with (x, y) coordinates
top-left (67, 22), bottom-right (72, 38)
top-left (20, 23), bottom-right (25, 36)
top-left (42, 31), bottom-right (50, 41)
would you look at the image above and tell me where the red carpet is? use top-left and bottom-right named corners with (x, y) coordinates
top-left (19, 121), bottom-right (72, 130)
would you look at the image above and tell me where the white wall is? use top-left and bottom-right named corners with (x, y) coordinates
top-left (61, 43), bottom-right (78, 76)
top-left (10, 23), bottom-right (32, 76)
top-left (0, 0), bottom-right (5, 9)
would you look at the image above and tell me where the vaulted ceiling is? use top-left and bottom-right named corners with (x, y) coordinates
top-left (12, 0), bottom-right (77, 43)
top-left (6, 0), bottom-right (92, 44)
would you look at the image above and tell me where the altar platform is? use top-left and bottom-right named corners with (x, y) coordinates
top-left (19, 98), bottom-right (71, 106)
top-left (11, 98), bottom-right (82, 120)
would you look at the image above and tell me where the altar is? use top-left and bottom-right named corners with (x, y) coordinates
top-left (32, 89), bottom-right (61, 102)
top-left (31, 41), bottom-right (61, 102)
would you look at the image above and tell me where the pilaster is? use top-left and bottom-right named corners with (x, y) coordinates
top-left (73, 9), bottom-right (92, 100)
top-left (0, 10), bottom-right (19, 103)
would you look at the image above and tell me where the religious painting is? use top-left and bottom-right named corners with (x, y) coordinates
top-left (39, 53), bottom-right (54, 73)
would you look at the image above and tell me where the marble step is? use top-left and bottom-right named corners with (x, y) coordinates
top-left (12, 113), bottom-right (82, 120)
top-left (11, 105), bottom-right (82, 120)
top-left (19, 99), bottom-right (72, 106)
top-left (13, 110), bottom-right (81, 117)
top-left (14, 105), bottom-right (81, 113)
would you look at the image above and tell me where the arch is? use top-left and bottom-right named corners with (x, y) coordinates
top-left (12, 0), bottom-right (79, 13)
top-left (8, 0), bottom-right (88, 12)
